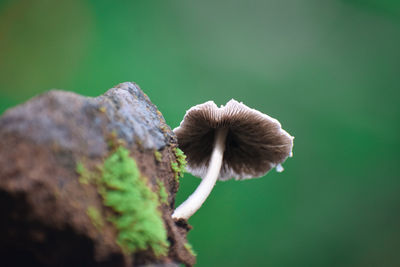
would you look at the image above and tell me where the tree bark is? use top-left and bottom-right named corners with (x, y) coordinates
top-left (0, 82), bottom-right (195, 267)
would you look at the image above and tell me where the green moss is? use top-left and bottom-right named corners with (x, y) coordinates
top-left (171, 147), bottom-right (187, 182)
top-left (77, 146), bottom-right (169, 257)
top-left (157, 180), bottom-right (168, 205)
top-left (175, 148), bottom-right (187, 169)
top-left (170, 162), bottom-right (179, 182)
top-left (100, 147), bottom-right (169, 256)
top-left (87, 206), bottom-right (104, 231)
top-left (76, 162), bottom-right (92, 185)
top-left (154, 150), bottom-right (162, 162)
top-left (184, 242), bottom-right (197, 256)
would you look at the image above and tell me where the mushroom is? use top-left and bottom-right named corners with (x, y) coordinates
top-left (172, 99), bottom-right (294, 220)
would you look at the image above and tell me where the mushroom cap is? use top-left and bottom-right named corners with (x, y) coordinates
top-left (174, 99), bottom-right (294, 181)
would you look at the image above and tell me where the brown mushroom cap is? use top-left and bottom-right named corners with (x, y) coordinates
top-left (174, 99), bottom-right (294, 180)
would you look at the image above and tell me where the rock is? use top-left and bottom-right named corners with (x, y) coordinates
top-left (0, 82), bottom-right (195, 267)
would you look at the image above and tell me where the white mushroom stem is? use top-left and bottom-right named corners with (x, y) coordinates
top-left (172, 128), bottom-right (228, 220)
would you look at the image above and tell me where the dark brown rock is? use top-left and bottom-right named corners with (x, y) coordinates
top-left (0, 82), bottom-right (195, 267)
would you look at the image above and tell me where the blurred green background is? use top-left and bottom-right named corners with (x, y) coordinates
top-left (1, 0), bottom-right (399, 266)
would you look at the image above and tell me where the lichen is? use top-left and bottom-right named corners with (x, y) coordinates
top-left (171, 147), bottom-right (187, 182)
top-left (76, 146), bottom-right (169, 257)
top-left (87, 206), bottom-right (104, 231)
top-left (160, 125), bottom-right (169, 133)
top-left (154, 150), bottom-right (162, 162)
top-left (184, 242), bottom-right (197, 256)
top-left (157, 180), bottom-right (168, 205)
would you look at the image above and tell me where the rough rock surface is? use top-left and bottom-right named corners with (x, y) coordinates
top-left (0, 82), bottom-right (195, 267)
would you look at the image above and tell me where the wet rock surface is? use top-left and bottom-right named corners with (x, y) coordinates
top-left (0, 82), bottom-right (195, 267)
